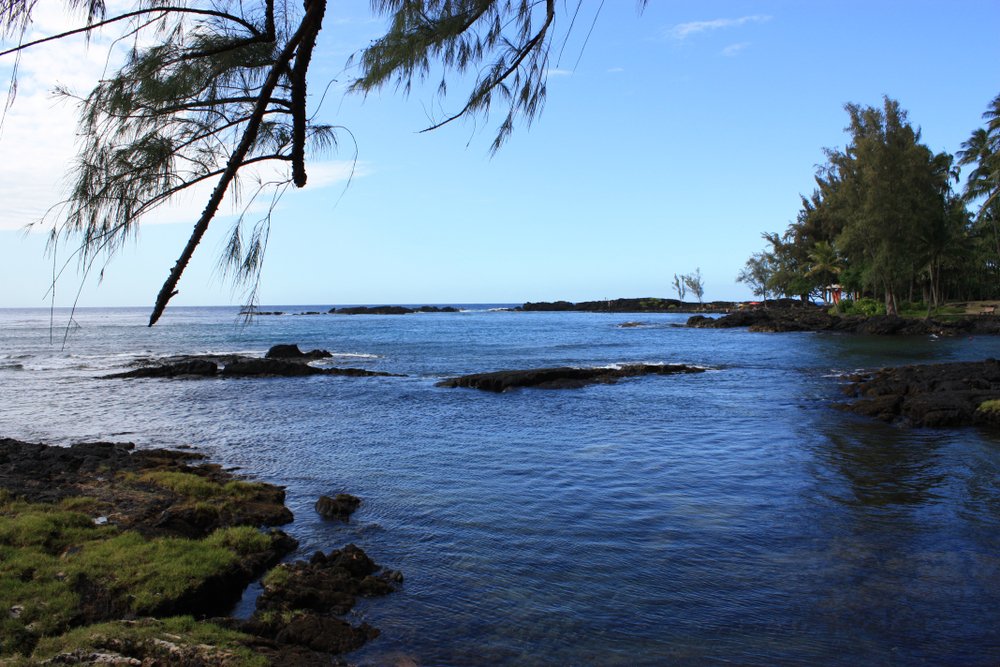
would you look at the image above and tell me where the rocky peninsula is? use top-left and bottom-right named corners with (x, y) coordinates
top-left (687, 306), bottom-right (1000, 336)
top-left (0, 438), bottom-right (400, 665)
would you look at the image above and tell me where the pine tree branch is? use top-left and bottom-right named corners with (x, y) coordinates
top-left (0, 6), bottom-right (263, 59)
top-left (148, 6), bottom-right (321, 326)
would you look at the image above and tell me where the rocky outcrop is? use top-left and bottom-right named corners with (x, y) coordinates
top-left (436, 363), bottom-right (706, 392)
top-left (838, 359), bottom-right (1000, 427)
top-left (0, 439), bottom-right (399, 662)
top-left (329, 305), bottom-right (458, 315)
top-left (265, 344), bottom-right (333, 360)
top-left (103, 346), bottom-right (400, 380)
top-left (244, 544), bottom-right (402, 655)
top-left (315, 493), bottom-right (361, 522)
top-left (688, 307), bottom-right (1000, 336)
top-left (0, 439), bottom-right (293, 534)
top-left (105, 359), bottom-right (220, 378)
top-left (518, 298), bottom-right (735, 313)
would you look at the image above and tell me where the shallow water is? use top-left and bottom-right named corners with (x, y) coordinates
top-left (1, 306), bottom-right (998, 665)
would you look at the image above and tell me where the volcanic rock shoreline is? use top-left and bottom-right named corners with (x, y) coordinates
top-left (838, 359), bottom-right (1000, 428)
top-left (0, 437), bottom-right (400, 665)
top-left (687, 307), bottom-right (1000, 336)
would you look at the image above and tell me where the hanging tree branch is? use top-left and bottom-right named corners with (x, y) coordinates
top-left (148, 0), bottom-right (327, 325)
top-left (0, 0), bottom-right (644, 324)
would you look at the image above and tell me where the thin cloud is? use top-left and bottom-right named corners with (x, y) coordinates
top-left (545, 68), bottom-right (573, 77)
top-left (669, 15), bottom-right (771, 40)
top-left (722, 42), bottom-right (751, 57)
top-left (607, 67), bottom-right (625, 74)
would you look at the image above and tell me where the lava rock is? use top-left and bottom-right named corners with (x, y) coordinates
top-left (838, 358), bottom-right (1000, 427)
top-left (104, 359), bottom-right (219, 379)
top-left (315, 493), bottom-right (361, 522)
top-left (437, 363), bottom-right (706, 392)
top-left (265, 344), bottom-right (332, 360)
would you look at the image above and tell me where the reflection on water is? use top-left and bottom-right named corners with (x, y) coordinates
top-left (822, 423), bottom-right (946, 508)
top-left (0, 307), bottom-right (999, 664)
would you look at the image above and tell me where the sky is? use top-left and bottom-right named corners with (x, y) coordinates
top-left (0, 0), bottom-right (998, 309)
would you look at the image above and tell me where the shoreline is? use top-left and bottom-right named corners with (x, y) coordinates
top-left (687, 306), bottom-right (1000, 336)
top-left (0, 437), bottom-right (399, 665)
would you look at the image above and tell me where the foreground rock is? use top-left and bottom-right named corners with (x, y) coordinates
top-left (688, 307), bottom-right (1000, 336)
top-left (242, 544), bottom-right (402, 655)
top-left (838, 359), bottom-right (1000, 427)
top-left (0, 439), bottom-right (399, 664)
top-left (437, 363), bottom-right (706, 392)
top-left (103, 344), bottom-right (400, 380)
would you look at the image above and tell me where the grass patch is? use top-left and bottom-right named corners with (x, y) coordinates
top-left (0, 504), bottom-right (108, 553)
top-left (0, 498), bottom-right (267, 656)
top-left (138, 471), bottom-right (273, 503)
top-left (205, 526), bottom-right (272, 556)
top-left (977, 399), bottom-right (1000, 414)
top-left (138, 471), bottom-right (224, 500)
top-left (72, 532), bottom-right (237, 614)
top-left (260, 564), bottom-right (292, 589)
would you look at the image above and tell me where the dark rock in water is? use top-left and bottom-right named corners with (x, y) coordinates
top-left (223, 358), bottom-right (323, 377)
top-left (105, 359), bottom-right (219, 378)
top-left (275, 614), bottom-right (379, 654)
top-left (687, 306), bottom-right (836, 332)
top-left (838, 358), bottom-right (1000, 427)
top-left (222, 359), bottom-right (396, 378)
top-left (248, 543), bottom-right (399, 655)
top-left (618, 321), bottom-right (646, 328)
top-left (265, 344), bottom-right (333, 360)
top-left (103, 346), bottom-right (402, 380)
top-left (416, 305), bottom-right (459, 313)
top-left (331, 305), bottom-right (414, 315)
top-left (315, 493), bottom-right (361, 521)
top-left (437, 363), bottom-right (706, 392)
top-left (330, 305), bottom-right (458, 315)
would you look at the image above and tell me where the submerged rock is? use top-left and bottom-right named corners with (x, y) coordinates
top-left (838, 358), bottom-right (1000, 427)
top-left (436, 363), bottom-right (706, 392)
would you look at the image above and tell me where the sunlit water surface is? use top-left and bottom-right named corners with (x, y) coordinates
top-left (1, 306), bottom-right (998, 665)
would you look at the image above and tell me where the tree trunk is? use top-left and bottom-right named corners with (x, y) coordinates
top-left (884, 285), bottom-right (897, 316)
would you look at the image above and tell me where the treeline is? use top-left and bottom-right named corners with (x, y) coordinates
top-left (738, 94), bottom-right (1000, 315)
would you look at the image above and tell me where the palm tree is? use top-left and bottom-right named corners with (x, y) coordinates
top-left (958, 94), bottom-right (1000, 254)
top-left (806, 240), bottom-right (844, 303)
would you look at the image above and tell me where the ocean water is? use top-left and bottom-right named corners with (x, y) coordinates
top-left (1, 305), bottom-right (999, 665)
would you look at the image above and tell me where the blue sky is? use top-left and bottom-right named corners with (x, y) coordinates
top-left (1, 1), bottom-right (998, 309)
